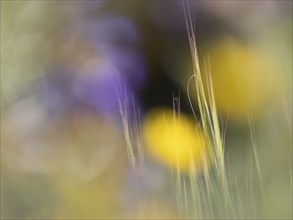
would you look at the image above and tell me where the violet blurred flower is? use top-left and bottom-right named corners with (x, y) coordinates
top-left (35, 2), bottom-right (146, 119)
top-left (56, 5), bottom-right (146, 118)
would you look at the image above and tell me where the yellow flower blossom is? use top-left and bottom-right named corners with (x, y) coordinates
top-left (142, 108), bottom-right (209, 173)
top-left (206, 37), bottom-right (278, 121)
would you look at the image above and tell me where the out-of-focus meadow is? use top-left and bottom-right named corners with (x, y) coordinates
top-left (0, 1), bottom-right (292, 219)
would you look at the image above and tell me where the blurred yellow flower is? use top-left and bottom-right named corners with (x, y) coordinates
top-left (206, 37), bottom-right (278, 121)
top-left (142, 108), bottom-right (209, 173)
